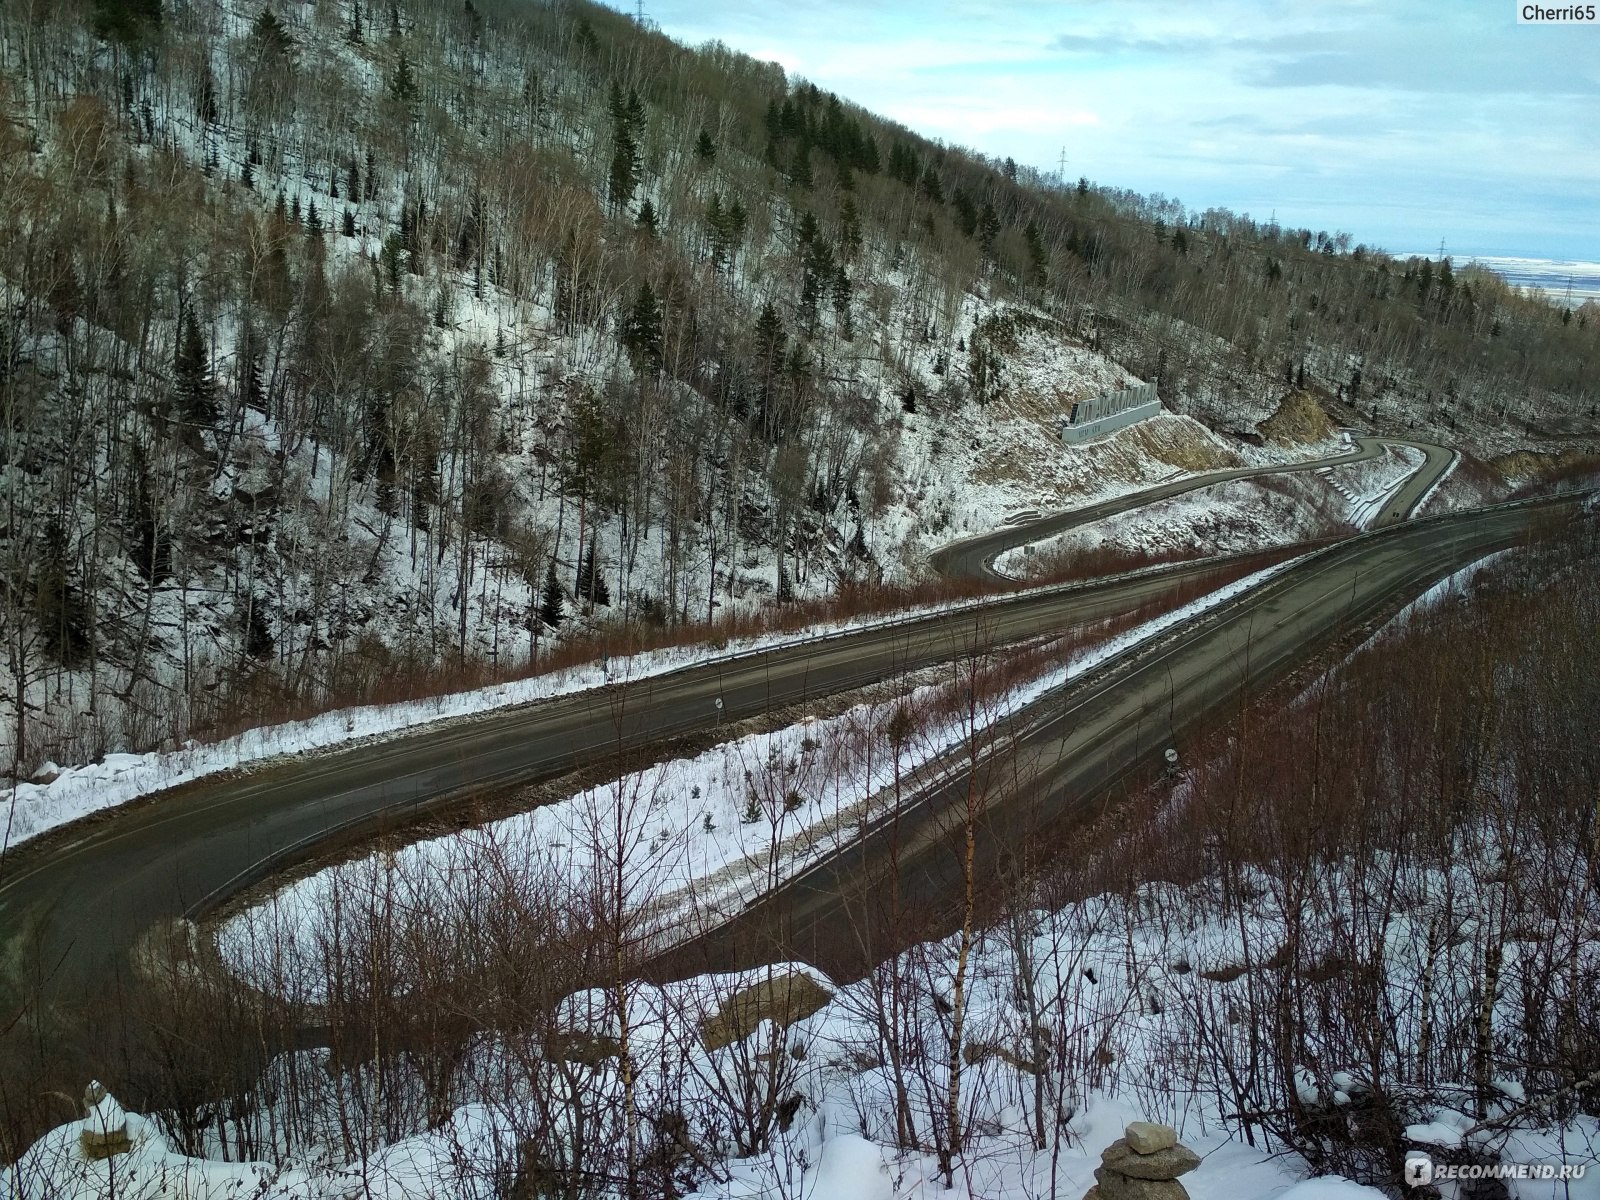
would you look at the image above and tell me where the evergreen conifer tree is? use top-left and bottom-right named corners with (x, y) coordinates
top-left (243, 347), bottom-right (266, 411)
top-left (754, 302), bottom-right (786, 376)
top-left (978, 201), bottom-right (1001, 251)
top-left (199, 68), bottom-right (219, 125)
top-left (952, 189), bottom-right (978, 238)
top-left (622, 280), bottom-right (664, 371)
top-left (1023, 220), bottom-right (1048, 281)
top-left (391, 49), bottom-right (418, 103)
top-left (128, 446), bottom-right (171, 584)
top-left (726, 200), bottom-right (747, 258)
top-left (577, 541), bottom-right (609, 605)
top-left (539, 560), bottom-right (564, 627)
top-left (175, 310), bottom-right (218, 424)
top-left (608, 130), bottom-right (640, 211)
top-left (576, 539), bottom-right (593, 598)
top-left (251, 8), bottom-right (294, 58)
top-left (839, 195), bottom-right (862, 262)
top-left (35, 520), bottom-right (93, 664)
top-left (92, 0), bottom-right (162, 44)
top-left (832, 264), bottom-right (854, 340)
top-left (244, 596), bottom-right (274, 660)
top-left (789, 141), bottom-right (813, 190)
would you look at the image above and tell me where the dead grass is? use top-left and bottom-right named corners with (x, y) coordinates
top-left (1491, 449), bottom-right (1557, 484)
top-left (190, 573), bottom-right (1005, 749)
top-left (1496, 448), bottom-right (1600, 492)
top-left (698, 972), bottom-right (834, 1052)
top-left (970, 411), bottom-right (1241, 491)
top-left (1125, 416), bottom-right (1244, 473)
top-left (1258, 391), bottom-right (1335, 445)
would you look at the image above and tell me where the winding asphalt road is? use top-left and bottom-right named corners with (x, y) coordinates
top-left (678, 491), bottom-right (1584, 984)
top-left (929, 435), bottom-right (1454, 580)
top-left (0, 429), bottom-right (1480, 1142)
top-left (0, 553), bottom-right (1271, 1105)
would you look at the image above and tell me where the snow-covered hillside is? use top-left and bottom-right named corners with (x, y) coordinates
top-left (3, 0), bottom-right (1593, 779)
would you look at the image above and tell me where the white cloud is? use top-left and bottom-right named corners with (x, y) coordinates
top-left (635, 0), bottom-right (1599, 257)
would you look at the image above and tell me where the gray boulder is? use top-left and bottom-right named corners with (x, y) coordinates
top-left (1101, 1137), bottom-right (1201, 1181)
top-left (1091, 1165), bottom-right (1191, 1200)
top-left (1124, 1121), bottom-right (1178, 1155)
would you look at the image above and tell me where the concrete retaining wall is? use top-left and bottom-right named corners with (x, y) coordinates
top-left (1061, 382), bottom-right (1162, 445)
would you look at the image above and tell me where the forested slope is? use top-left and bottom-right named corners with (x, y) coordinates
top-left (1, 0), bottom-right (1595, 773)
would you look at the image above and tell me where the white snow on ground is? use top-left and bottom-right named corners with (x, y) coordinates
top-left (219, 558), bottom-right (1308, 1001)
top-left (1319, 444), bottom-right (1427, 527)
top-left (1382, 550), bottom-right (1514, 631)
top-left (993, 474), bottom-right (1340, 579)
top-left (0, 1096), bottom-right (317, 1198)
top-left (989, 440), bottom-right (1443, 582)
top-left (18, 849), bottom-right (1598, 1199)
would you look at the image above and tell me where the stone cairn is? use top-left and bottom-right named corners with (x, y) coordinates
top-left (1085, 1121), bottom-right (1201, 1200)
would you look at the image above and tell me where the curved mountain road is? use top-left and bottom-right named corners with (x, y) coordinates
top-left (0, 427), bottom-right (1483, 1139)
top-left (0, 553), bottom-right (1267, 1102)
top-left (678, 492), bottom-right (1586, 983)
top-left (929, 435), bottom-right (1454, 581)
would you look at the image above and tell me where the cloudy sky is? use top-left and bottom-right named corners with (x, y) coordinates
top-left (622, 0), bottom-right (1599, 261)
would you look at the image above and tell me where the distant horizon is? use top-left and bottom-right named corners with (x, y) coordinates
top-left (618, 0), bottom-right (1599, 266)
top-left (1423, 253), bottom-right (1600, 305)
